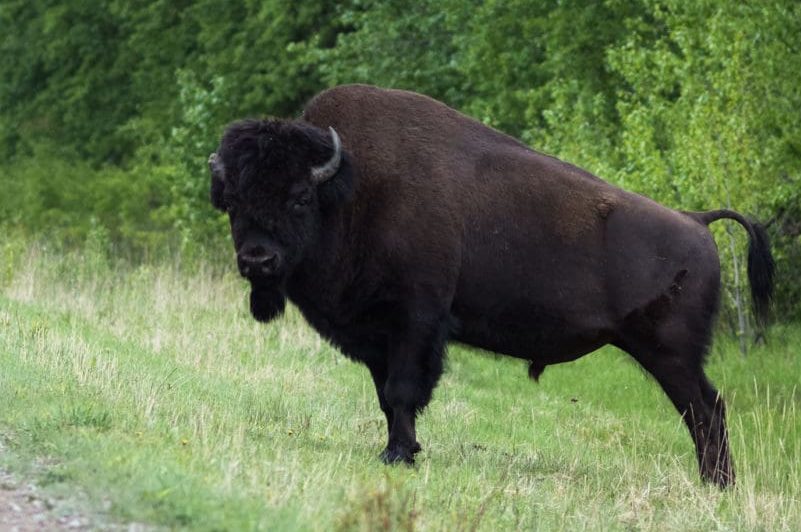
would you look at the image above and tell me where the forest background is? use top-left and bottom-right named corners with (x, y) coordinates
top-left (1, 0), bottom-right (800, 331)
top-left (2, 2), bottom-right (801, 528)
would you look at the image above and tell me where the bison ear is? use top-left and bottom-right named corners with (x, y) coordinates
top-left (316, 151), bottom-right (355, 210)
top-left (209, 152), bottom-right (227, 211)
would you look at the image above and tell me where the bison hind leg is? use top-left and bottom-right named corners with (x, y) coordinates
top-left (697, 373), bottom-right (734, 486)
top-left (615, 310), bottom-right (734, 487)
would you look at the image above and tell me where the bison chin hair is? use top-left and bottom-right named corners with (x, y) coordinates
top-left (249, 283), bottom-right (287, 323)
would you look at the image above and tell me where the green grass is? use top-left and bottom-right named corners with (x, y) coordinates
top-left (1, 245), bottom-right (799, 530)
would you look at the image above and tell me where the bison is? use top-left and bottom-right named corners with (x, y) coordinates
top-left (208, 84), bottom-right (773, 487)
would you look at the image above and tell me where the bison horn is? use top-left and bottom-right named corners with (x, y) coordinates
top-left (208, 152), bottom-right (225, 182)
top-left (310, 127), bottom-right (341, 184)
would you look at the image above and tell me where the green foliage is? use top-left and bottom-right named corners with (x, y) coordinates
top-left (1, 0), bottom-right (799, 321)
top-left (312, 0), bottom-right (474, 108)
top-left (190, 0), bottom-right (339, 119)
top-left (1, 152), bottom-right (170, 254)
top-left (605, 0), bottom-right (801, 321)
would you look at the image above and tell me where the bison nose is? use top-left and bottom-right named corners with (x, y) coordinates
top-left (238, 245), bottom-right (281, 277)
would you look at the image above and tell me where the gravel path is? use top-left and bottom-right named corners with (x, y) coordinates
top-left (0, 437), bottom-right (151, 531)
top-left (0, 468), bottom-right (90, 531)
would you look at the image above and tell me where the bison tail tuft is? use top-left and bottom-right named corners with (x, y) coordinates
top-left (686, 209), bottom-right (775, 326)
top-left (746, 221), bottom-right (775, 326)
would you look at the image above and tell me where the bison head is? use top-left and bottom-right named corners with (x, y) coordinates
top-left (209, 119), bottom-right (354, 323)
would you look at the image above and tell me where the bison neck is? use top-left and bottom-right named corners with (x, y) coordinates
top-left (285, 205), bottom-right (377, 345)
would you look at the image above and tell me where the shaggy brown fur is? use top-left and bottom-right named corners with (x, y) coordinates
top-left (210, 84), bottom-right (774, 488)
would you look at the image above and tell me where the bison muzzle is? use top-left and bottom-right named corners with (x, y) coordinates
top-left (209, 84), bottom-right (774, 488)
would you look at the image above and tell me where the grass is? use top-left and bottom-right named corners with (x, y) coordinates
top-left (1, 244), bottom-right (799, 530)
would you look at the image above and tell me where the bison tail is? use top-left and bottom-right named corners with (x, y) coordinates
top-left (685, 209), bottom-right (775, 325)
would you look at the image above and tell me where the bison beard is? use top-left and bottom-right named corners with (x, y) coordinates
top-left (249, 282), bottom-right (286, 323)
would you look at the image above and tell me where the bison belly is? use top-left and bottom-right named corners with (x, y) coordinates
top-left (451, 235), bottom-right (615, 364)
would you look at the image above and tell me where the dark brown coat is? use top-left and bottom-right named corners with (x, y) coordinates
top-left (211, 84), bottom-right (774, 488)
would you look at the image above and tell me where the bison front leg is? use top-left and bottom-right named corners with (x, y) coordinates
top-left (364, 357), bottom-right (393, 439)
top-left (379, 316), bottom-right (447, 465)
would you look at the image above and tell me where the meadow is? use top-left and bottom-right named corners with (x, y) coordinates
top-left (1, 244), bottom-right (799, 530)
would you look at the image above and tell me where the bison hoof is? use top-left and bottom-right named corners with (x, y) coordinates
top-left (380, 444), bottom-right (416, 465)
top-left (702, 465), bottom-right (735, 489)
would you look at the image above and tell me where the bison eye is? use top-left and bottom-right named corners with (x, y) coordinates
top-left (293, 192), bottom-right (312, 211)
